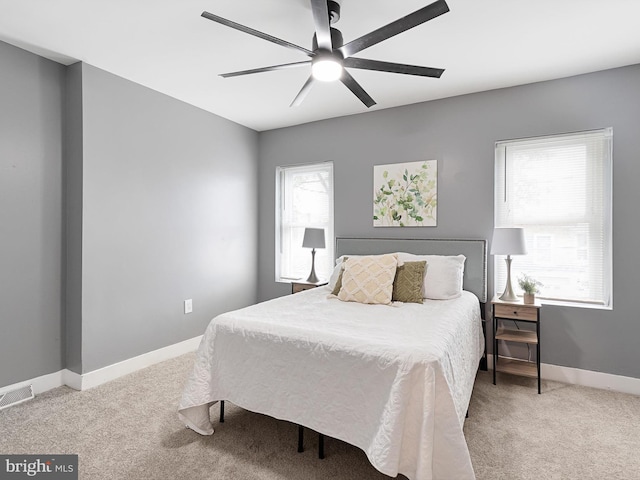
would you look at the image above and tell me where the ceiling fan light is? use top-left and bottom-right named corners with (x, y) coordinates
top-left (312, 58), bottom-right (343, 82)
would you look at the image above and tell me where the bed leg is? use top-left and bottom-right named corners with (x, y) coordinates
top-left (479, 356), bottom-right (488, 371)
top-left (298, 425), bottom-right (304, 453)
top-left (466, 409), bottom-right (469, 419)
top-left (480, 303), bottom-right (488, 371)
top-left (219, 400), bottom-right (225, 423)
top-left (318, 433), bottom-right (325, 459)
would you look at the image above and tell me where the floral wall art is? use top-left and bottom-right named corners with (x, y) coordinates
top-left (373, 160), bottom-right (437, 227)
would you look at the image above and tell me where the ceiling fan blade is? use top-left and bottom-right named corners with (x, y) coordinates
top-left (290, 76), bottom-right (316, 107)
top-left (202, 11), bottom-right (313, 56)
top-left (340, 70), bottom-right (376, 108)
top-left (344, 58), bottom-right (444, 78)
top-left (221, 61), bottom-right (311, 78)
top-left (310, 0), bottom-right (332, 50)
top-left (339, 0), bottom-right (449, 58)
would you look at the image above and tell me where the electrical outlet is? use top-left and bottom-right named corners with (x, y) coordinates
top-left (184, 299), bottom-right (193, 314)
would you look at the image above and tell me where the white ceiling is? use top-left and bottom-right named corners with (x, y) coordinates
top-left (1, 0), bottom-right (640, 131)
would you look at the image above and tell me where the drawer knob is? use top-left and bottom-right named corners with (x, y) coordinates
top-left (513, 311), bottom-right (518, 315)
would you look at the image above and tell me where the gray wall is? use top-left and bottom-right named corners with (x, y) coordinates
top-left (1, 40), bottom-right (260, 385)
top-left (0, 41), bottom-right (65, 386)
top-left (258, 64), bottom-right (640, 380)
top-left (76, 64), bottom-right (259, 373)
top-left (64, 62), bottom-right (84, 374)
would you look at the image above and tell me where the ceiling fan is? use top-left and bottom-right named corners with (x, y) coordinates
top-left (201, 0), bottom-right (449, 108)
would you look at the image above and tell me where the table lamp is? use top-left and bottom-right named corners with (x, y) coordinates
top-left (302, 228), bottom-right (325, 283)
top-left (491, 227), bottom-right (527, 302)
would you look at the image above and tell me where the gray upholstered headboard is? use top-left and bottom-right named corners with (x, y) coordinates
top-left (335, 237), bottom-right (487, 303)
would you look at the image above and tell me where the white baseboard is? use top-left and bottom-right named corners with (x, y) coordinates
top-left (541, 362), bottom-right (640, 396)
top-left (487, 354), bottom-right (640, 396)
top-left (75, 336), bottom-right (202, 391)
top-left (0, 336), bottom-right (202, 395)
top-left (0, 370), bottom-right (65, 396)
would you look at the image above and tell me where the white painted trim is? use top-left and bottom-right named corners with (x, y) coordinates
top-left (62, 369), bottom-right (82, 391)
top-left (487, 354), bottom-right (640, 396)
top-left (0, 335), bottom-right (202, 394)
top-left (78, 335), bottom-right (202, 391)
top-left (541, 362), bottom-right (640, 396)
top-left (0, 370), bottom-right (64, 396)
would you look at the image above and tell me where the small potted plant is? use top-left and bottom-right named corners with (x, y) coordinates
top-left (518, 274), bottom-right (542, 304)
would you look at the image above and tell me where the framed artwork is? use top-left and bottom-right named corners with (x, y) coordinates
top-left (373, 160), bottom-right (437, 227)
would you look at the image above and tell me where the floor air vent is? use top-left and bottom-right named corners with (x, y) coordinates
top-left (0, 384), bottom-right (34, 410)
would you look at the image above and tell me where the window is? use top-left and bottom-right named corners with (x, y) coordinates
top-left (494, 129), bottom-right (613, 308)
top-left (276, 162), bottom-right (334, 283)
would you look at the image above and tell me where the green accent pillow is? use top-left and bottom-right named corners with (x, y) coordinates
top-left (392, 261), bottom-right (427, 303)
top-left (331, 267), bottom-right (344, 296)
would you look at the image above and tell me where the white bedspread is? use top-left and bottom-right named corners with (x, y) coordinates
top-left (178, 287), bottom-right (484, 480)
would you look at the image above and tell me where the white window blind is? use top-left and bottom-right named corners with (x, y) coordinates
top-left (276, 162), bottom-right (334, 282)
top-left (494, 128), bottom-right (613, 307)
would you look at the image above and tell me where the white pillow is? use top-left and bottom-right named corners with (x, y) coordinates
top-left (328, 261), bottom-right (344, 290)
top-left (337, 254), bottom-right (398, 305)
top-left (397, 252), bottom-right (466, 300)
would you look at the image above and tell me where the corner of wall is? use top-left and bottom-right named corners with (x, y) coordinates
top-left (63, 61), bottom-right (84, 375)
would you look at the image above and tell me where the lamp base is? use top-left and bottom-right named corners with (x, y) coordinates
top-left (499, 255), bottom-right (519, 302)
top-left (306, 248), bottom-right (319, 283)
top-left (498, 290), bottom-right (519, 303)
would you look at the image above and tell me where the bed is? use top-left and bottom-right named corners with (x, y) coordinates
top-left (178, 238), bottom-right (487, 480)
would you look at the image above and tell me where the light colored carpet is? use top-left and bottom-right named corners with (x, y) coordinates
top-left (1, 354), bottom-right (639, 479)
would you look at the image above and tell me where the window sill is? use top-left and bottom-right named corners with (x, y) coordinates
top-left (276, 277), bottom-right (299, 284)
top-left (537, 297), bottom-right (612, 311)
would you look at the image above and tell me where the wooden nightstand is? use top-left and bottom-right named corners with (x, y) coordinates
top-left (291, 281), bottom-right (328, 294)
top-left (492, 296), bottom-right (542, 393)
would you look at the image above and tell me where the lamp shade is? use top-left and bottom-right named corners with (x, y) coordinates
top-left (302, 228), bottom-right (325, 249)
top-left (491, 228), bottom-right (527, 255)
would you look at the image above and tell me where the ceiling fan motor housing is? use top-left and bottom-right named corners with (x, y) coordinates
top-left (312, 27), bottom-right (344, 52)
top-left (328, 1), bottom-right (341, 24)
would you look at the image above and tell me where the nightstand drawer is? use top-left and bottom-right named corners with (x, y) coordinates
top-left (494, 304), bottom-right (538, 321)
top-left (292, 283), bottom-right (315, 294)
top-left (291, 281), bottom-right (328, 294)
